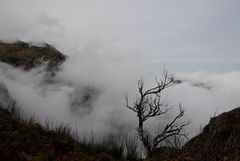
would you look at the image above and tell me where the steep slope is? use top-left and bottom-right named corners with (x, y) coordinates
top-left (0, 41), bottom-right (66, 70)
top-left (170, 107), bottom-right (240, 161)
top-left (0, 105), bottom-right (126, 161)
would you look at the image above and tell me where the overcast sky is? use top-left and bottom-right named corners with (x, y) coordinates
top-left (0, 0), bottom-right (240, 73)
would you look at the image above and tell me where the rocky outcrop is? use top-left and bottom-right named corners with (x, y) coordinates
top-left (0, 41), bottom-right (66, 70)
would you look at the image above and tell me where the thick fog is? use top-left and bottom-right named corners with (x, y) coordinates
top-left (1, 62), bottom-right (240, 138)
top-left (0, 0), bottom-right (240, 138)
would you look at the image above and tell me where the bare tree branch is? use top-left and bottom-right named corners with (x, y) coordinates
top-left (125, 70), bottom-right (188, 158)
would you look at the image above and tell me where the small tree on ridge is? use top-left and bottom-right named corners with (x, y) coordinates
top-left (125, 70), bottom-right (188, 157)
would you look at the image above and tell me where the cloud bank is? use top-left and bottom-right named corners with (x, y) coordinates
top-left (1, 61), bottom-right (240, 138)
top-left (0, 0), bottom-right (240, 138)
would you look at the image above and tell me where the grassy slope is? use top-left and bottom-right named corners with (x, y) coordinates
top-left (1, 93), bottom-right (240, 161)
top-left (0, 105), bottom-right (126, 161)
top-left (3, 101), bottom-right (240, 161)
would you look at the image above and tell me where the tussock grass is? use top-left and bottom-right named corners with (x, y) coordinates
top-left (0, 103), bottom-right (139, 161)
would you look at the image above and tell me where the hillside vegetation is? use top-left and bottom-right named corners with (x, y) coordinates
top-left (1, 103), bottom-right (240, 161)
top-left (0, 104), bottom-right (127, 161)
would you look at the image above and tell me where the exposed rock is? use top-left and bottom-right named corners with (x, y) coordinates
top-left (0, 41), bottom-right (66, 70)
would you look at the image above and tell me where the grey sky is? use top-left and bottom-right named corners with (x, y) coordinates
top-left (0, 0), bottom-right (239, 72)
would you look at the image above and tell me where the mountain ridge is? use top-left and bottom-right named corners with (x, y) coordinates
top-left (0, 41), bottom-right (66, 70)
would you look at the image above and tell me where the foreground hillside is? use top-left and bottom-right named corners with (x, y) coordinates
top-left (1, 104), bottom-right (240, 161)
top-left (0, 105), bottom-right (126, 161)
top-left (180, 107), bottom-right (240, 161)
top-left (156, 107), bottom-right (240, 161)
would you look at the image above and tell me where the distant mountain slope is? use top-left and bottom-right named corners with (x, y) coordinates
top-left (0, 41), bottom-right (66, 70)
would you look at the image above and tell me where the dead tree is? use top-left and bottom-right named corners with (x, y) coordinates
top-left (126, 70), bottom-right (188, 157)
